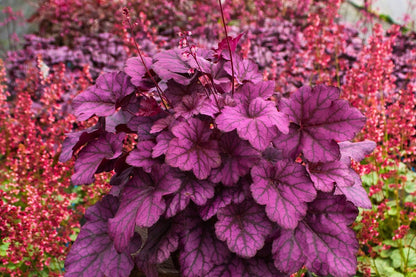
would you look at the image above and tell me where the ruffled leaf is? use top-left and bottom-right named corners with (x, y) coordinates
top-left (126, 140), bottom-right (157, 172)
top-left (307, 161), bottom-right (355, 192)
top-left (72, 71), bottom-right (135, 121)
top-left (278, 85), bottom-right (366, 162)
top-left (339, 140), bottom-right (377, 164)
top-left (334, 172), bottom-right (372, 209)
top-left (224, 54), bottom-right (263, 84)
top-left (166, 118), bottom-right (221, 179)
top-left (251, 160), bottom-right (316, 229)
top-left (234, 81), bottom-right (275, 105)
top-left (72, 132), bottom-right (125, 185)
top-left (216, 98), bottom-right (289, 150)
top-left (152, 49), bottom-right (196, 85)
top-left (215, 199), bottom-right (273, 258)
top-left (124, 56), bottom-right (152, 87)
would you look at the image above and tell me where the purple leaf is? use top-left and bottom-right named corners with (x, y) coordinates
top-left (278, 85), bottom-right (366, 162)
top-left (126, 140), bottom-right (157, 172)
top-left (216, 98), bottom-right (289, 150)
top-left (65, 195), bottom-right (137, 277)
top-left (124, 56), bottom-right (152, 87)
top-left (152, 131), bottom-right (174, 158)
top-left (216, 33), bottom-right (244, 57)
top-left (180, 215), bottom-right (231, 277)
top-left (339, 140), bottom-right (377, 164)
top-left (72, 71), bottom-right (135, 121)
top-left (306, 161), bottom-right (355, 192)
top-left (72, 132), bottom-right (125, 185)
top-left (105, 110), bottom-right (133, 133)
top-left (199, 185), bottom-right (246, 221)
top-left (234, 81), bottom-right (275, 105)
top-left (210, 131), bottom-right (259, 186)
top-left (224, 54), bottom-right (263, 84)
top-left (215, 199), bottom-right (273, 258)
top-left (152, 49), bottom-right (196, 85)
top-left (166, 172), bottom-right (216, 217)
top-left (164, 79), bottom-right (205, 106)
top-left (251, 160), bottom-right (316, 229)
top-left (127, 114), bottom-right (163, 141)
top-left (273, 192), bottom-right (359, 277)
top-left (166, 118), bottom-right (221, 179)
top-left (108, 165), bottom-right (180, 252)
top-left (335, 172), bottom-right (372, 209)
top-left (150, 115), bottom-right (174, 134)
top-left (173, 94), bottom-right (207, 119)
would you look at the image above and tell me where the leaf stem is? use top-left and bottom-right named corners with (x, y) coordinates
top-left (218, 0), bottom-right (235, 96)
top-left (122, 8), bottom-right (170, 110)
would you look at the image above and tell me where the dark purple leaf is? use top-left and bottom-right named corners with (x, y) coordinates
top-left (334, 172), bottom-right (372, 209)
top-left (306, 161), bottom-right (355, 192)
top-left (216, 33), bottom-right (244, 57)
top-left (216, 98), bottom-right (289, 150)
top-left (152, 49), bottom-right (196, 85)
top-left (199, 185), bottom-right (246, 221)
top-left (165, 118), bottom-right (221, 179)
top-left (126, 140), bottom-right (157, 173)
top-left (72, 71), bottom-right (135, 121)
top-left (108, 165), bottom-right (180, 252)
top-left (65, 195), bottom-right (137, 277)
top-left (127, 114), bottom-right (163, 141)
top-left (278, 85), bottom-right (366, 162)
top-left (72, 132), bottom-right (125, 185)
top-left (273, 193), bottom-right (359, 277)
top-left (339, 140), bottom-right (377, 164)
top-left (215, 199), bottom-right (273, 258)
top-left (180, 215), bottom-right (230, 277)
top-left (150, 115), bottom-right (174, 134)
top-left (173, 94), bottom-right (207, 119)
top-left (164, 79), bottom-right (205, 106)
top-left (105, 110), bottom-right (133, 133)
top-left (251, 160), bottom-right (316, 229)
top-left (210, 131), bottom-right (259, 186)
top-left (166, 172), bottom-right (215, 217)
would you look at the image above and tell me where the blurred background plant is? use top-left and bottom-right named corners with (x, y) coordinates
top-left (0, 0), bottom-right (415, 276)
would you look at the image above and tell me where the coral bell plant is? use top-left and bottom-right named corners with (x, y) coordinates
top-left (61, 7), bottom-right (375, 277)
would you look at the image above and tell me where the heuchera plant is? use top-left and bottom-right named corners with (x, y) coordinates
top-left (61, 12), bottom-right (375, 275)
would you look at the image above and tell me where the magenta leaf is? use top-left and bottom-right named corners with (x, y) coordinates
top-left (210, 131), bottom-right (259, 186)
top-left (216, 33), bottom-right (244, 57)
top-left (165, 118), bottom-right (221, 179)
top-left (105, 110), bottom-right (133, 133)
top-left (108, 165), bottom-right (180, 252)
top-left (173, 93), bottom-right (207, 119)
top-left (216, 98), bottom-right (289, 150)
top-left (65, 195), bottom-right (137, 277)
top-left (273, 192), bottom-right (359, 277)
top-left (251, 160), bottom-right (316, 229)
top-left (152, 49), bottom-right (196, 85)
top-left (306, 161), bottom-right (355, 192)
top-left (224, 54), bottom-right (263, 84)
top-left (215, 199), bottom-right (273, 258)
top-left (278, 85), bottom-right (366, 162)
top-left (126, 140), bottom-right (157, 172)
top-left (124, 56), bottom-right (152, 87)
top-left (180, 215), bottom-right (231, 277)
top-left (166, 172), bottom-right (216, 217)
top-left (127, 114), bottom-right (163, 141)
top-left (164, 79), bottom-right (205, 106)
top-left (152, 131), bottom-right (174, 158)
top-left (72, 132), bottom-right (125, 185)
top-left (72, 71), bottom-right (135, 121)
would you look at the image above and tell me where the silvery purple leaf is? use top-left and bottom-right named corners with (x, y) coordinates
top-left (166, 118), bottom-right (221, 179)
top-left (335, 172), bottom-right (372, 209)
top-left (126, 140), bottom-right (157, 173)
top-left (72, 132), bottom-right (125, 185)
top-left (108, 165), bottom-right (180, 252)
top-left (224, 54), bottom-right (263, 84)
top-left (152, 131), bottom-right (174, 158)
top-left (124, 56), bottom-right (152, 87)
top-left (234, 81), bottom-right (275, 105)
top-left (65, 195), bottom-right (137, 277)
top-left (215, 199), bottom-right (273, 258)
top-left (166, 172), bottom-right (215, 217)
top-left (152, 49), bottom-right (196, 85)
top-left (150, 115), bottom-right (174, 134)
top-left (251, 159), bottom-right (316, 229)
top-left (72, 71), bottom-right (135, 121)
top-left (210, 131), bottom-right (259, 186)
top-left (216, 98), bottom-right (289, 150)
top-left (174, 93), bottom-right (207, 119)
top-left (339, 140), bottom-right (377, 164)
top-left (273, 192), bottom-right (359, 276)
top-left (278, 85), bottom-right (366, 162)
top-left (105, 110), bottom-right (133, 133)
top-left (306, 161), bottom-right (355, 192)
top-left (180, 215), bottom-right (230, 277)
top-left (127, 114), bottom-right (163, 140)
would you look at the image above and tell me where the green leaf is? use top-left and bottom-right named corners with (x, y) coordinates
top-left (0, 241), bottom-right (10, 256)
top-left (390, 249), bottom-right (403, 269)
top-left (374, 258), bottom-right (404, 277)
